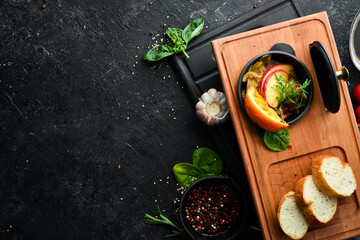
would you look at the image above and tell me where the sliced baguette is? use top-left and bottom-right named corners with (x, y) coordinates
top-left (295, 175), bottom-right (337, 224)
top-left (277, 191), bottom-right (308, 239)
top-left (312, 155), bottom-right (357, 197)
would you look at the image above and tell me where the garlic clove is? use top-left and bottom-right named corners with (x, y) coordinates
top-left (196, 101), bottom-right (210, 124)
top-left (200, 92), bottom-right (212, 105)
top-left (196, 88), bottom-right (229, 126)
top-left (207, 88), bottom-right (219, 100)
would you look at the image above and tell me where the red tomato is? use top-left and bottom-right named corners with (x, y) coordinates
top-left (353, 84), bottom-right (360, 104)
top-left (356, 106), bottom-right (360, 122)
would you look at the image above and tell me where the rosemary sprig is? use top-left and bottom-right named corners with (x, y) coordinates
top-left (274, 73), bottom-right (311, 111)
top-left (144, 205), bottom-right (189, 238)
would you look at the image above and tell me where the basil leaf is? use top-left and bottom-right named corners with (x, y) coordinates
top-left (143, 45), bottom-right (175, 61)
top-left (182, 16), bottom-right (204, 44)
top-left (173, 163), bottom-right (205, 188)
top-left (143, 17), bottom-right (204, 61)
top-left (192, 147), bottom-right (222, 176)
top-left (172, 44), bottom-right (187, 53)
top-left (264, 128), bottom-right (290, 151)
top-left (166, 28), bottom-right (188, 57)
top-left (166, 28), bottom-right (184, 46)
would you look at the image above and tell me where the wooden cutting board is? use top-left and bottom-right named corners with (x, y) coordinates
top-left (212, 12), bottom-right (360, 240)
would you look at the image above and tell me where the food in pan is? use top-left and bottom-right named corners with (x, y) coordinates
top-left (242, 55), bottom-right (310, 131)
top-left (244, 86), bottom-right (289, 132)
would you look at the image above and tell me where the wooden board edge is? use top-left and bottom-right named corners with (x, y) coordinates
top-left (211, 39), bottom-right (272, 240)
top-left (212, 11), bottom-right (328, 49)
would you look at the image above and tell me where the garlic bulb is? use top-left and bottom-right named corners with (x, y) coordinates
top-left (196, 88), bottom-right (229, 126)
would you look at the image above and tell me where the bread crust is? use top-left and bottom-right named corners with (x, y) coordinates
top-left (302, 205), bottom-right (323, 225)
top-left (294, 175), bottom-right (311, 207)
top-left (277, 191), bottom-right (308, 239)
top-left (277, 191), bottom-right (295, 220)
top-left (295, 176), bottom-right (319, 224)
top-left (294, 175), bottom-right (337, 224)
top-left (277, 191), bottom-right (294, 225)
top-left (312, 155), bottom-right (357, 197)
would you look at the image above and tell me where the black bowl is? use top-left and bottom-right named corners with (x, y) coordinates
top-left (237, 43), bottom-right (313, 126)
top-left (179, 176), bottom-right (247, 240)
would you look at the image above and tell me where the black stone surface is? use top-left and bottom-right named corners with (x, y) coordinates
top-left (1, 0), bottom-right (360, 239)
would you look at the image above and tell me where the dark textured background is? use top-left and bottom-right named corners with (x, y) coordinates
top-left (1, 0), bottom-right (360, 239)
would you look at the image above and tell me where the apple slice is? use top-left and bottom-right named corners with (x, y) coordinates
top-left (259, 69), bottom-right (287, 98)
top-left (259, 64), bottom-right (293, 97)
top-left (265, 71), bottom-right (289, 108)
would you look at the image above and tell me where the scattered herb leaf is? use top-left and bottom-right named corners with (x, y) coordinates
top-left (143, 17), bottom-right (204, 61)
top-left (192, 147), bottom-right (222, 176)
top-left (144, 205), bottom-right (188, 238)
top-left (182, 16), bottom-right (204, 44)
top-left (173, 148), bottom-right (223, 188)
top-left (173, 163), bottom-right (205, 188)
top-left (142, 45), bottom-right (175, 62)
top-left (264, 128), bottom-right (290, 151)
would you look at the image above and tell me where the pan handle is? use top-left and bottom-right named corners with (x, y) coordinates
top-left (269, 43), bottom-right (296, 56)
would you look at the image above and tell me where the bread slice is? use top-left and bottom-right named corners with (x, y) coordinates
top-left (312, 155), bottom-right (357, 198)
top-left (277, 191), bottom-right (308, 239)
top-left (295, 175), bottom-right (337, 224)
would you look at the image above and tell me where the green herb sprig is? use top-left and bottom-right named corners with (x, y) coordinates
top-left (173, 148), bottom-right (223, 188)
top-left (143, 17), bottom-right (204, 61)
top-left (144, 205), bottom-right (188, 238)
top-left (274, 73), bottom-right (311, 111)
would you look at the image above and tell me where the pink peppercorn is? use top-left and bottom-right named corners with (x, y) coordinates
top-left (184, 182), bottom-right (240, 235)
